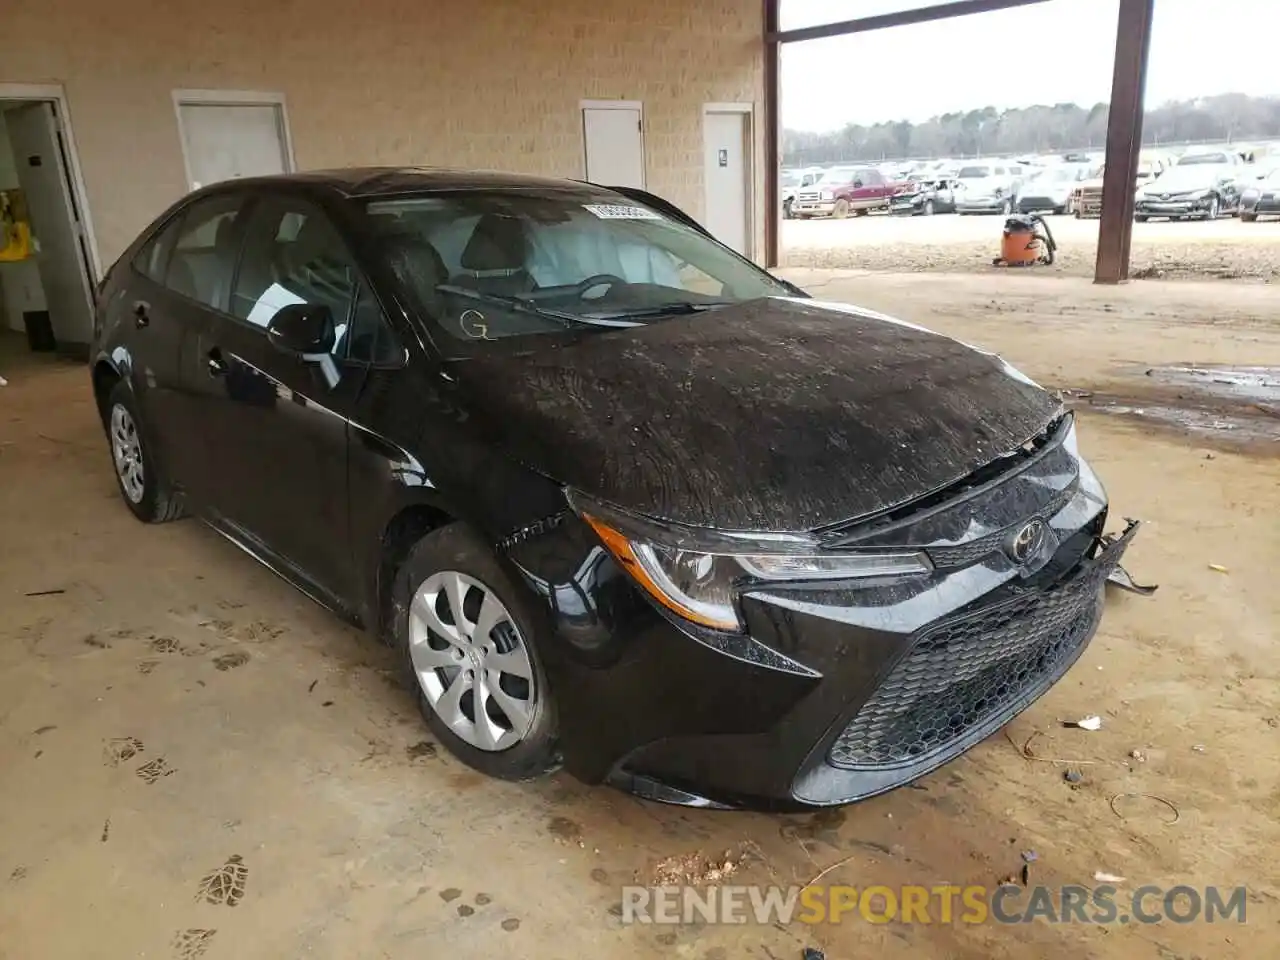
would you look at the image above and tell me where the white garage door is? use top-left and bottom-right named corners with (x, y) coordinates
top-left (176, 100), bottom-right (291, 191)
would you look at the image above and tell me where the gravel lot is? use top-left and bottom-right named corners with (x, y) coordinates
top-left (782, 211), bottom-right (1280, 282)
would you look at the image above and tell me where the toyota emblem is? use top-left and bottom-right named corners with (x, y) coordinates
top-left (1008, 519), bottom-right (1047, 564)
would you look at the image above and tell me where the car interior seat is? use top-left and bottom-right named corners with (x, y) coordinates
top-left (449, 213), bottom-right (536, 297)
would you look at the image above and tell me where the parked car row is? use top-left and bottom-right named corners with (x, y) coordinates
top-left (1066, 148), bottom-right (1279, 223)
top-left (783, 143), bottom-right (1280, 222)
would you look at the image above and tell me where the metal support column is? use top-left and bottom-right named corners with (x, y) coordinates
top-left (1094, 0), bottom-right (1155, 284)
top-left (763, 0), bottom-right (781, 268)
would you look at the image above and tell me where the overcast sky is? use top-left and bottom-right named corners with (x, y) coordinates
top-left (781, 0), bottom-right (1280, 131)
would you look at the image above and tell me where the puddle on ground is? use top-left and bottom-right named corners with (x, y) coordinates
top-left (1123, 363), bottom-right (1280, 405)
top-left (1070, 363), bottom-right (1280, 450)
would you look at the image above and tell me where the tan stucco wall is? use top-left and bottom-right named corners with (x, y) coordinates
top-left (5, 0), bottom-right (765, 269)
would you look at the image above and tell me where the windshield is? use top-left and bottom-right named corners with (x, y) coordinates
top-left (364, 191), bottom-right (790, 345)
top-left (781, 171), bottom-right (802, 187)
top-left (817, 167), bottom-right (866, 185)
top-left (1177, 152), bottom-right (1231, 165)
top-left (957, 165), bottom-right (992, 179)
top-left (1031, 167), bottom-right (1075, 183)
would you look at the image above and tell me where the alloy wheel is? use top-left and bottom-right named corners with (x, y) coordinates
top-left (408, 570), bottom-right (536, 751)
top-left (110, 403), bottom-right (146, 504)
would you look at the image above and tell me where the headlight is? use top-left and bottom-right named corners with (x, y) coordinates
top-left (1189, 190), bottom-right (1210, 200)
top-left (1242, 189), bottom-right (1260, 202)
top-left (573, 498), bottom-right (932, 632)
top-left (820, 190), bottom-right (834, 201)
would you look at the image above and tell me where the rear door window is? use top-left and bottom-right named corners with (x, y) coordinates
top-left (163, 194), bottom-right (249, 310)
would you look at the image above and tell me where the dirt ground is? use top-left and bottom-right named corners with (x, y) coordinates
top-left (2, 272), bottom-right (1278, 960)
top-left (783, 212), bottom-right (1280, 282)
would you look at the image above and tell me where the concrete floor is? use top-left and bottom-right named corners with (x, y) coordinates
top-left (1, 274), bottom-right (1278, 960)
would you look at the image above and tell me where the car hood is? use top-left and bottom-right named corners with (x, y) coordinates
top-left (452, 298), bottom-right (1062, 532)
top-left (1022, 179), bottom-right (1073, 199)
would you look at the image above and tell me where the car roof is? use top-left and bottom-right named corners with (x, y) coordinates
top-left (200, 166), bottom-right (611, 200)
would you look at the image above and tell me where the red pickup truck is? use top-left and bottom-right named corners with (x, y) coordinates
top-left (791, 166), bottom-right (897, 219)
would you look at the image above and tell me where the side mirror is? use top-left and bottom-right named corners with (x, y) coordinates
top-left (267, 303), bottom-right (335, 356)
top-left (852, 180), bottom-right (864, 189)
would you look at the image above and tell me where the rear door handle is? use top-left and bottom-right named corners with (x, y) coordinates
top-left (133, 300), bottom-right (150, 329)
top-left (207, 347), bottom-right (228, 377)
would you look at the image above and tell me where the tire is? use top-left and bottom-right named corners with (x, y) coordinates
top-left (1000, 198), bottom-right (1013, 215)
top-left (923, 199), bottom-right (935, 216)
top-left (393, 523), bottom-right (559, 781)
top-left (1135, 215), bottom-right (1149, 222)
top-left (104, 381), bottom-right (185, 523)
top-left (1074, 209), bottom-right (1084, 219)
top-left (1242, 213), bottom-right (1258, 223)
top-left (854, 207), bottom-right (869, 217)
top-left (1204, 195), bottom-right (1220, 221)
top-left (832, 199), bottom-right (851, 219)
top-left (783, 198), bottom-right (794, 220)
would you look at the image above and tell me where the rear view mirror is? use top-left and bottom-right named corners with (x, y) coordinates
top-left (267, 303), bottom-right (335, 356)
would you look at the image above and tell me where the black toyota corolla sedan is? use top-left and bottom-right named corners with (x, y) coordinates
top-left (91, 168), bottom-right (1136, 809)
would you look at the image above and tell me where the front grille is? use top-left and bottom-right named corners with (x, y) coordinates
top-left (827, 561), bottom-right (1105, 769)
top-left (797, 190), bottom-right (823, 202)
top-left (925, 481), bottom-right (1078, 570)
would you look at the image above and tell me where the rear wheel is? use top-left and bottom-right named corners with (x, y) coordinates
top-left (105, 382), bottom-right (185, 523)
top-left (1204, 195), bottom-right (1221, 220)
top-left (832, 199), bottom-right (851, 219)
top-left (393, 523), bottom-right (559, 780)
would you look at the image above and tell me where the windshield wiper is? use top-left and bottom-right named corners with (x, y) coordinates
top-left (436, 284), bottom-right (645, 330)
top-left (586, 301), bottom-right (733, 321)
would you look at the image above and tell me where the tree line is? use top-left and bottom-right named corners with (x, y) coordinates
top-left (783, 93), bottom-right (1280, 165)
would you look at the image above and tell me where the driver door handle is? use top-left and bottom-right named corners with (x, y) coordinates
top-left (207, 347), bottom-right (228, 377)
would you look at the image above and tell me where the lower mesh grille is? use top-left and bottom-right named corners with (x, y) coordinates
top-left (827, 563), bottom-right (1106, 769)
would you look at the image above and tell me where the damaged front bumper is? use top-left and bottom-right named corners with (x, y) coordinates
top-left (508, 417), bottom-right (1139, 810)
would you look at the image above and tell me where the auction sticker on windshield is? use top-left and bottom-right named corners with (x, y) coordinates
top-left (583, 203), bottom-right (663, 220)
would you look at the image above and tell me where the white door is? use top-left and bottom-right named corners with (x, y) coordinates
top-left (703, 110), bottom-right (751, 256)
top-left (4, 102), bottom-right (96, 354)
top-left (177, 102), bottom-right (290, 191)
top-left (582, 104), bottom-right (645, 188)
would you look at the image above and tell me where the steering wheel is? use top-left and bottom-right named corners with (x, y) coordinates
top-left (574, 274), bottom-right (627, 301)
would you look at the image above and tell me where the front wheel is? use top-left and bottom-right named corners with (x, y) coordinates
top-left (783, 198), bottom-right (794, 220)
top-left (393, 523), bottom-right (559, 780)
top-left (832, 199), bottom-right (851, 219)
top-left (923, 199), bottom-right (935, 216)
top-left (104, 382), bottom-right (185, 523)
top-left (1000, 198), bottom-right (1013, 215)
top-left (1204, 195), bottom-right (1221, 220)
